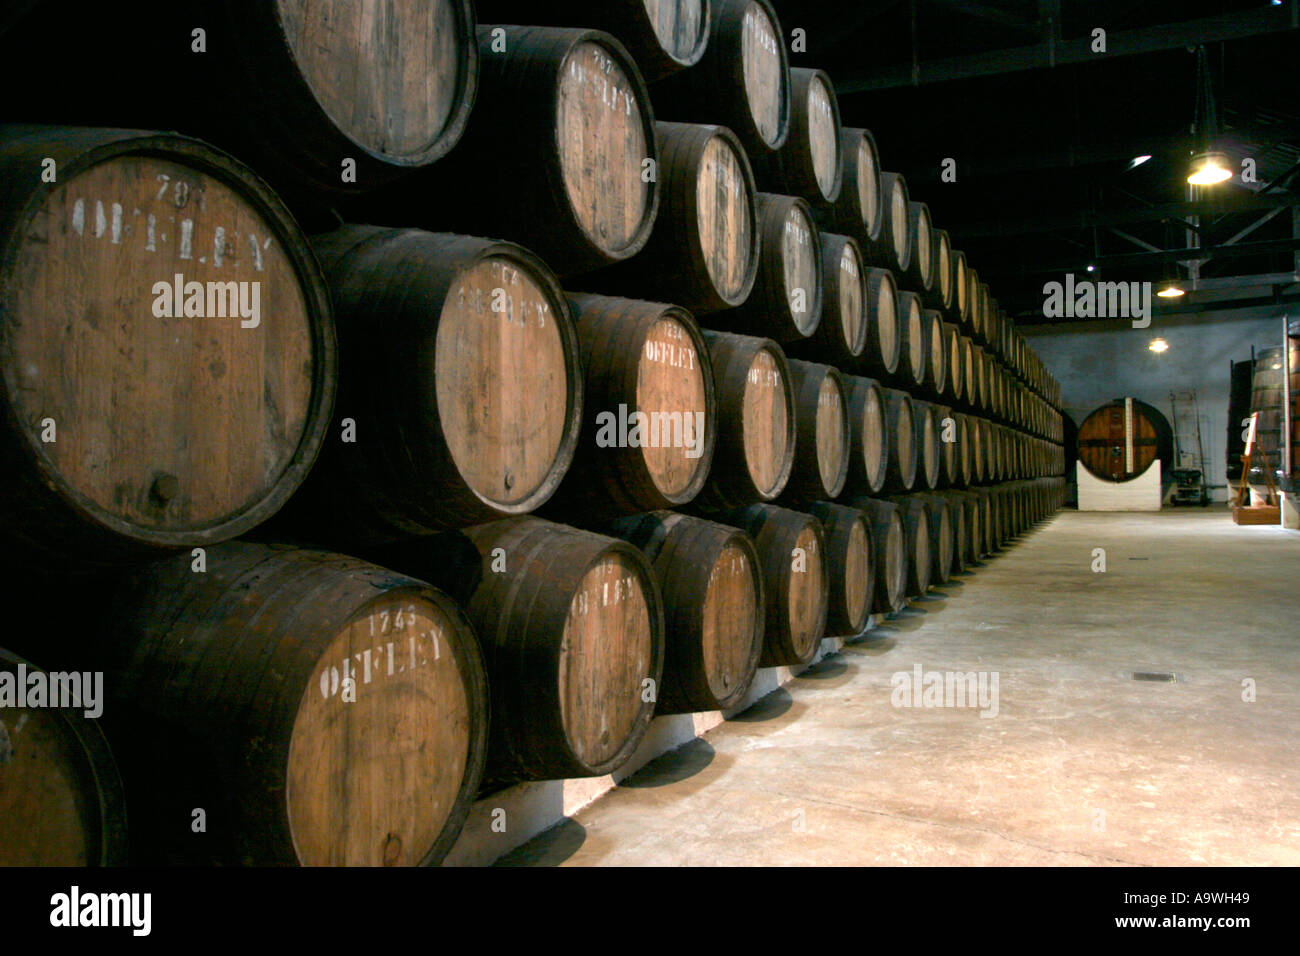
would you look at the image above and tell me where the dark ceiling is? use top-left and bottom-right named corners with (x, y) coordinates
top-left (774, 0), bottom-right (1300, 323)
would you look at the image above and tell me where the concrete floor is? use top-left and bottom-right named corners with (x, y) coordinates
top-left (498, 510), bottom-right (1300, 866)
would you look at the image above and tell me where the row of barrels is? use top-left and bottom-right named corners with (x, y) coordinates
top-left (0, 123), bottom-right (1061, 566)
top-left (1, 476), bottom-right (1065, 867)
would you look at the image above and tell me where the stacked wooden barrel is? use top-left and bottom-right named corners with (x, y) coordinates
top-left (0, 0), bottom-right (1070, 867)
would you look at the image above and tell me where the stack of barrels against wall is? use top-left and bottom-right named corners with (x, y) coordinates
top-left (0, 0), bottom-right (1067, 868)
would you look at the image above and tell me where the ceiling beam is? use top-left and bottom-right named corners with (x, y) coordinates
top-left (836, 4), bottom-right (1299, 93)
top-left (954, 191), bottom-right (1300, 240)
top-left (984, 236), bottom-right (1300, 276)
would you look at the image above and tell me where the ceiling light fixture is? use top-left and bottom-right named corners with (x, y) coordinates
top-left (1187, 150), bottom-right (1233, 185)
top-left (1156, 282), bottom-right (1185, 298)
top-left (1086, 264), bottom-right (1096, 272)
top-left (1149, 338), bottom-right (1170, 353)
top-left (1127, 155), bottom-right (1152, 170)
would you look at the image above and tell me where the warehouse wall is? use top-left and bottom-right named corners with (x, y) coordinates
top-left (1024, 305), bottom-right (1290, 498)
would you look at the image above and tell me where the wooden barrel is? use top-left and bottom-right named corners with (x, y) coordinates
top-left (0, 649), bottom-right (128, 866)
top-left (812, 127), bottom-right (883, 247)
top-left (809, 502), bottom-right (874, 636)
top-left (889, 495), bottom-right (932, 597)
top-left (575, 122), bottom-right (758, 314)
top-left (753, 68), bottom-right (843, 204)
top-left (918, 495), bottom-right (953, 586)
top-left (967, 415), bottom-right (987, 484)
top-left (934, 404), bottom-right (958, 487)
top-left (713, 193), bottom-right (822, 344)
top-left (925, 309), bottom-right (948, 399)
top-left (925, 227), bottom-right (953, 311)
top-left (0, 126), bottom-right (336, 568)
top-left (691, 332), bottom-right (796, 511)
top-left (903, 201), bottom-right (934, 293)
top-left (477, 0), bottom-right (709, 81)
top-left (941, 321), bottom-right (964, 404)
top-left (843, 376), bottom-right (889, 495)
top-left (881, 387), bottom-right (918, 492)
top-left (271, 228), bottom-right (579, 545)
top-left (777, 361), bottom-right (850, 504)
top-left (414, 518), bottom-right (664, 783)
top-left (0, 1), bottom-right (478, 202)
top-left (961, 335), bottom-right (978, 408)
top-left (88, 543), bottom-right (488, 866)
top-left (951, 249), bottom-right (969, 324)
top-left (893, 291), bottom-right (928, 389)
top-left (1077, 398), bottom-right (1161, 481)
top-left (853, 498), bottom-right (908, 614)
top-left (865, 171), bottom-right (911, 273)
top-left (786, 233), bottom-right (867, 367)
top-left (543, 294), bottom-right (714, 519)
top-left (950, 491), bottom-right (981, 566)
top-left (652, 0), bottom-right (791, 158)
top-left (605, 511), bottom-right (763, 714)
top-left (912, 399), bottom-right (941, 491)
top-left (952, 412), bottom-right (973, 486)
top-left (859, 266), bottom-right (902, 378)
top-left (410, 26), bottom-right (659, 276)
top-left (939, 492), bottom-right (968, 575)
top-left (723, 504), bottom-right (828, 666)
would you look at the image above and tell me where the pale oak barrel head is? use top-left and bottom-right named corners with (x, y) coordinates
top-left (881, 387), bottom-right (917, 492)
top-left (276, 0), bottom-right (476, 167)
top-left (606, 510), bottom-right (764, 713)
top-left (88, 543), bottom-right (487, 866)
top-left (925, 309), bottom-right (947, 398)
top-left (895, 290), bottom-right (927, 387)
top-left (785, 232), bottom-right (866, 367)
top-left (888, 495), bottom-right (931, 597)
top-left (913, 399), bottom-right (940, 491)
top-left (778, 360), bottom-right (849, 504)
top-left (853, 497), bottom-right (908, 614)
top-left (0, 649), bottom-right (128, 866)
top-left (723, 504), bottom-right (827, 667)
top-left (0, 127), bottom-right (335, 567)
top-left (753, 68), bottom-right (843, 204)
top-left (843, 375), bottom-right (889, 495)
top-left (859, 265), bottom-right (900, 378)
top-left (925, 227), bottom-right (953, 311)
top-left (903, 201), bottom-right (933, 293)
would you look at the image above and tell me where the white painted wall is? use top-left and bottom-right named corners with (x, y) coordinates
top-left (1024, 306), bottom-right (1290, 499)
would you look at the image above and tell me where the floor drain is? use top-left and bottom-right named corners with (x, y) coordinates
top-left (1130, 671), bottom-right (1178, 682)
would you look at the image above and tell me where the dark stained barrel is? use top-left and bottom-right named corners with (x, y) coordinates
top-left (902, 201), bottom-right (934, 294)
top-left (544, 294), bottom-right (715, 518)
top-left (412, 518), bottom-right (664, 783)
top-left (934, 404), bottom-right (959, 487)
top-left (691, 332), bottom-right (796, 511)
top-left (89, 543), bottom-right (488, 866)
top-left (0, 127), bottom-right (336, 568)
top-left (889, 495), bottom-right (932, 597)
top-left (843, 376), bottom-right (889, 495)
top-left (1077, 398), bottom-right (1161, 481)
top-left (409, 26), bottom-right (659, 276)
top-left (606, 511), bottom-right (763, 714)
top-left (940, 492), bottom-right (968, 574)
top-left (881, 387), bottom-right (918, 492)
top-left (753, 68), bottom-right (843, 204)
top-left (575, 122), bottom-right (759, 314)
top-left (924, 227), bottom-right (953, 312)
top-left (967, 414), bottom-right (987, 484)
top-left (477, 0), bottom-right (710, 81)
top-left (778, 361), bottom-right (850, 504)
top-left (274, 228), bottom-right (580, 545)
top-left (713, 193), bottom-right (822, 343)
top-left (925, 309), bottom-right (948, 399)
top-left (0, 649), bottom-right (127, 866)
top-left (864, 171), bottom-right (910, 274)
top-left (723, 504), bottom-right (829, 667)
top-left (893, 290), bottom-right (927, 389)
top-left (949, 490), bottom-right (981, 565)
top-left (853, 497), bottom-right (908, 614)
top-left (652, 0), bottom-right (791, 158)
top-left (0, 1), bottom-right (479, 201)
top-left (810, 502), bottom-right (874, 636)
top-left (912, 399), bottom-right (941, 491)
top-left (786, 233), bottom-right (867, 367)
top-left (971, 343), bottom-right (990, 410)
top-left (859, 266), bottom-right (902, 378)
top-left (812, 127), bottom-right (882, 248)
